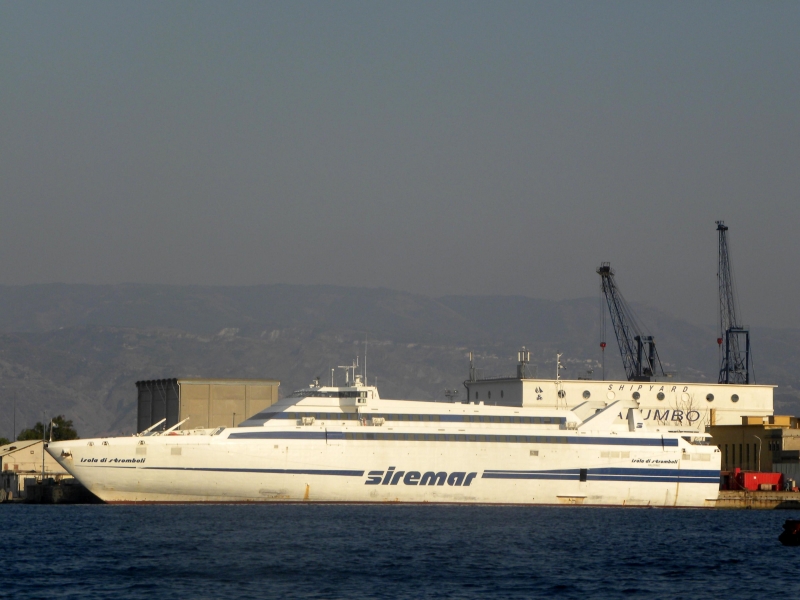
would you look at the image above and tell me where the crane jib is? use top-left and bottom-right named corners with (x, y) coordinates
top-left (716, 221), bottom-right (752, 385)
top-left (597, 262), bottom-right (665, 383)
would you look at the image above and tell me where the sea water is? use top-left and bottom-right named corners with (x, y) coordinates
top-left (2, 504), bottom-right (798, 599)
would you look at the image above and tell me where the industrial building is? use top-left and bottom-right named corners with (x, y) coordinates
top-left (136, 378), bottom-right (280, 432)
top-left (708, 415), bottom-right (800, 473)
top-left (0, 439), bottom-right (71, 501)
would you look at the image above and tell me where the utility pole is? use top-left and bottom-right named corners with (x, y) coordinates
top-left (754, 435), bottom-right (762, 472)
top-left (41, 410), bottom-right (46, 480)
top-left (600, 342), bottom-right (606, 381)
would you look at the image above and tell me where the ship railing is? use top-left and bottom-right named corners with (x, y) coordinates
top-left (681, 435), bottom-right (711, 446)
top-left (352, 417), bottom-right (385, 427)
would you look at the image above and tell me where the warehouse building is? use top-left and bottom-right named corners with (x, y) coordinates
top-left (708, 415), bottom-right (800, 473)
top-left (0, 439), bottom-right (71, 501)
top-left (136, 378), bottom-right (280, 432)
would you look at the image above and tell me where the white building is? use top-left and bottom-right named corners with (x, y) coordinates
top-left (464, 355), bottom-right (772, 432)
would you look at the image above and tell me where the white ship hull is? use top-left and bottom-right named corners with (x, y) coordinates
top-left (48, 386), bottom-right (721, 507)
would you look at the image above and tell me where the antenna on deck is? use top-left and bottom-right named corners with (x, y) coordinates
top-left (517, 347), bottom-right (531, 379)
top-left (338, 359), bottom-right (359, 386)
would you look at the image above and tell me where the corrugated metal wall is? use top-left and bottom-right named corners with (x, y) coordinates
top-left (136, 378), bottom-right (279, 432)
top-left (136, 379), bottom-right (180, 432)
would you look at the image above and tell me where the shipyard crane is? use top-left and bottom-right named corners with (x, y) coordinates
top-left (717, 221), bottom-right (752, 384)
top-left (597, 263), bottom-right (665, 382)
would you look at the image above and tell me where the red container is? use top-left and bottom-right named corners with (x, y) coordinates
top-left (732, 469), bottom-right (784, 491)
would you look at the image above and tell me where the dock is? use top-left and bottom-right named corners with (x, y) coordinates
top-left (712, 491), bottom-right (800, 510)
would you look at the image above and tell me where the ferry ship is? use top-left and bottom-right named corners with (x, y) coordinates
top-left (47, 368), bottom-right (724, 506)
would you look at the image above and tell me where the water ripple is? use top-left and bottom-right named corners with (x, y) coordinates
top-left (2, 504), bottom-right (798, 599)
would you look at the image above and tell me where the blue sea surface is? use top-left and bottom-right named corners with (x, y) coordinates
top-left (2, 504), bottom-right (798, 599)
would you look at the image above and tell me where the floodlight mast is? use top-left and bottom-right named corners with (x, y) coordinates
top-left (597, 262), bottom-right (664, 382)
top-left (717, 221), bottom-right (751, 384)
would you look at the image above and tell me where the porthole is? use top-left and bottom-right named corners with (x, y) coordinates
top-left (706, 393), bottom-right (714, 402)
top-left (557, 390), bottom-right (566, 398)
top-left (731, 394), bottom-right (739, 403)
top-left (582, 390), bottom-right (591, 399)
top-left (632, 392), bottom-right (640, 400)
top-left (607, 391), bottom-right (616, 400)
top-left (657, 392), bottom-right (665, 401)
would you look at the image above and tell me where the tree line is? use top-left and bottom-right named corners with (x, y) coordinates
top-left (0, 415), bottom-right (79, 447)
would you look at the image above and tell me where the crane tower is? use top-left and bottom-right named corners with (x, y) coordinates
top-left (717, 221), bottom-right (751, 384)
top-left (598, 263), bottom-right (664, 382)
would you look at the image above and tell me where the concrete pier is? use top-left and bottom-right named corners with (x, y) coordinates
top-left (712, 491), bottom-right (800, 509)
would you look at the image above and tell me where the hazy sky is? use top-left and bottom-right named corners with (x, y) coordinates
top-left (1, 1), bottom-right (798, 328)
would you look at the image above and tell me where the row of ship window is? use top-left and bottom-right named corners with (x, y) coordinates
top-left (260, 412), bottom-right (566, 424)
top-left (291, 391), bottom-right (368, 399)
top-left (454, 415), bottom-right (564, 424)
top-left (474, 390), bottom-right (740, 402)
top-left (343, 432), bottom-right (571, 443)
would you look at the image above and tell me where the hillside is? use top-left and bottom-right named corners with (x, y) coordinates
top-left (0, 284), bottom-right (797, 437)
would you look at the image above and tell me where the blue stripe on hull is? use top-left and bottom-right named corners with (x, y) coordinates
top-left (482, 472), bottom-right (578, 480)
top-left (591, 476), bottom-right (720, 483)
top-left (229, 431), bottom-right (327, 440)
top-left (589, 467), bottom-right (717, 477)
top-left (483, 467), bottom-right (719, 484)
top-left (573, 437), bottom-right (677, 447)
top-left (82, 465), bottom-right (717, 484)
top-left (228, 430), bottom-right (679, 446)
top-left (143, 467), bottom-right (365, 476)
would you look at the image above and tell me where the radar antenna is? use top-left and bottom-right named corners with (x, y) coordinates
top-left (716, 221), bottom-right (752, 384)
top-left (338, 358), bottom-right (360, 386)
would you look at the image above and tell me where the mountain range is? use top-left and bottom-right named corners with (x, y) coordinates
top-left (0, 284), bottom-right (797, 438)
